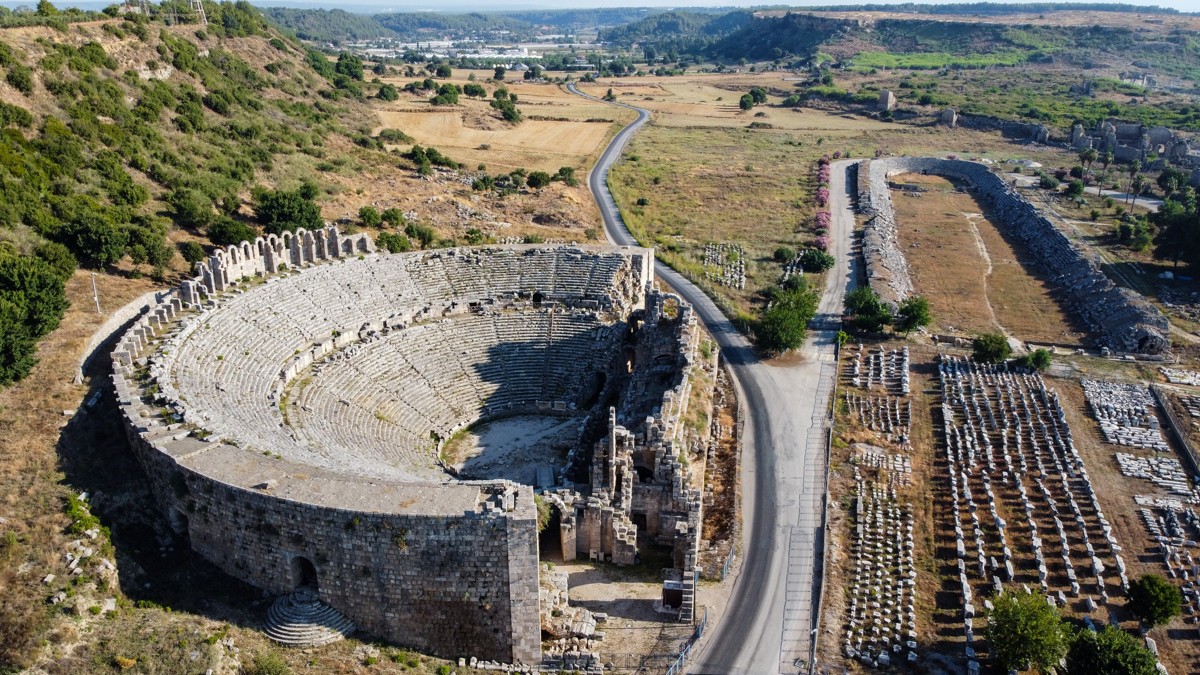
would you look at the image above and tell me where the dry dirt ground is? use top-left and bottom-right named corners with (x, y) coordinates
top-left (891, 173), bottom-right (1088, 347)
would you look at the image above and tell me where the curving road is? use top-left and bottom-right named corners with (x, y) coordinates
top-left (569, 82), bottom-right (857, 674)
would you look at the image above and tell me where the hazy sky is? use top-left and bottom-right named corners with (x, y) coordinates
top-left (3, 0), bottom-right (1196, 12)
top-left (265, 0), bottom-right (1199, 9)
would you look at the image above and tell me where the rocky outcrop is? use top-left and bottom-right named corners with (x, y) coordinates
top-left (856, 157), bottom-right (1169, 354)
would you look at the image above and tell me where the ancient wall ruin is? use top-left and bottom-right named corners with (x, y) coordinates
top-left (110, 235), bottom-right (678, 665)
top-left (857, 158), bottom-right (1169, 354)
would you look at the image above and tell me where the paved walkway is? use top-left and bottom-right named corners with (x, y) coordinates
top-left (570, 82), bottom-right (853, 674)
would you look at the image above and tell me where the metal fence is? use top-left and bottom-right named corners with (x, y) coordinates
top-left (720, 546), bottom-right (735, 580)
top-left (664, 608), bottom-right (709, 675)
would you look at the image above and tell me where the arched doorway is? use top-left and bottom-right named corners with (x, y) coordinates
top-left (290, 556), bottom-right (318, 590)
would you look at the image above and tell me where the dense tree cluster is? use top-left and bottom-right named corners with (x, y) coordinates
top-left (0, 244), bottom-right (72, 385)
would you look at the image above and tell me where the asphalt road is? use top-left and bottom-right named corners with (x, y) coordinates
top-left (569, 82), bottom-right (856, 674)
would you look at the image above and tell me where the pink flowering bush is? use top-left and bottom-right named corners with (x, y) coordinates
top-left (832, 151), bottom-right (842, 159)
top-left (818, 154), bottom-right (831, 166)
top-left (816, 187), bottom-right (830, 207)
top-left (814, 235), bottom-right (830, 251)
top-left (817, 165), bottom-right (831, 183)
top-left (815, 211), bottom-right (831, 230)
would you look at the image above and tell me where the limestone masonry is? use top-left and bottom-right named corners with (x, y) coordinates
top-left (856, 157), bottom-right (1169, 354)
top-left (111, 228), bottom-right (703, 665)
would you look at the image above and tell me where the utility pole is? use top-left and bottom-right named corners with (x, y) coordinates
top-left (91, 273), bottom-right (102, 314)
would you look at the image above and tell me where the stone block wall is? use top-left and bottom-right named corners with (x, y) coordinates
top-left (858, 157), bottom-right (1169, 354)
top-left (115, 378), bottom-right (541, 664)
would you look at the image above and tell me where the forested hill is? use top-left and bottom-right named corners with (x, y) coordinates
top-left (261, 7), bottom-right (396, 43)
top-left (599, 10), bottom-right (754, 54)
top-left (0, 1), bottom-right (385, 386)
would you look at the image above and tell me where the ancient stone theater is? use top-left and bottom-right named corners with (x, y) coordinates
top-left (111, 227), bottom-right (704, 666)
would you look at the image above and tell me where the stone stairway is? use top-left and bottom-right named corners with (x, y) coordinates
top-left (264, 587), bottom-right (356, 647)
top-left (678, 570), bottom-right (696, 624)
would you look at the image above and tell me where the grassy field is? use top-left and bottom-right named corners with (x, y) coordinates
top-left (891, 173), bottom-right (1086, 346)
top-left (580, 71), bottom-right (1086, 315)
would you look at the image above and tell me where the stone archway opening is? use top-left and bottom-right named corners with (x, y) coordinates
top-left (290, 555), bottom-right (318, 591)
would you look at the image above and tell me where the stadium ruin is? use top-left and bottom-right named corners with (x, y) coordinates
top-left (110, 228), bottom-right (707, 666)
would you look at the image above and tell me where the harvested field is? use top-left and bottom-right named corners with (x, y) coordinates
top-left (891, 173), bottom-right (1086, 346)
top-left (375, 110), bottom-right (613, 174)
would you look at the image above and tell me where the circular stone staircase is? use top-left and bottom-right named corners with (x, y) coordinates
top-left (264, 587), bottom-right (356, 647)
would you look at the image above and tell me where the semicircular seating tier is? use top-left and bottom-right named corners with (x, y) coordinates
top-left (151, 246), bottom-right (651, 481)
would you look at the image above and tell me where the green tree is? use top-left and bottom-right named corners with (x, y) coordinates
top-left (1127, 574), bottom-right (1182, 628)
top-left (35, 0), bottom-right (58, 16)
top-left (170, 188), bottom-right (216, 230)
top-left (0, 254), bottom-right (68, 337)
top-left (381, 208), bottom-right (406, 228)
top-left (376, 231), bottom-right (412, 253)
top-left (755, 282), bottom-right (819, 354)
top-left (463, 83), bottom-right (487, 98)
top-left (493, 65), bottom-right (506, 80)
top-left (434, 63), bottom-right (452, 78)
top-left (526, 171), bottom-right (552, 189)
top-left (358, 206), bottom-right (382, 228)
top-left (334, 52), bottom-right (363, 81)
top-left (207, 218), bottom-right (258, 247)
top-left (179, 241), bottom-right (207, 265)
top-left (33, 242), bottom-right (77, 283)
top-left (404, 223), bottom-right (436, 249)
top-left (739, 93), bottom-right (755, 111)
top-left (773, 246), bottom-right (796, 262)
top-left (1065, 179), bottom-right (1085, 198)
top-left (251, 186), bottom-right (323, 235)
top-left (987, 591), bottom-right (1069, 673)
top-left (894, 296), bottom-right (931, 335)
top-left (972, 332), bottom-right (1012, 363)
top-left (749, 86), bottom-right (767, 104)
top-left (377, 83), bottom-right (399, 101)
top-left (1015, 348), bottom-right (1052, 372)
top-left (0, 297), bottom-right (38, 386)
top-left (797, 248), bottom-right (835, 273)
top-left (845, 286), bottom-right (892, 333)
top-left (1066, 626), bottom-right (1158, 675)
top-left (1079, 147), bottom-right (1097, 182)
top-left (63, 212), bottom-right (129, 268)
top-left (430, 83), bottom-right (460, 106)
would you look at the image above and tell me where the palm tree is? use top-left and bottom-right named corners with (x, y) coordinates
top-left (1126, 160), bottom-right (1142, 204)
top-left (1098, 150), bottom-right (1114, 196)
top-left (1080, 148), bottom-right (1098, 183)
top-left (1131, 174), bottom-right (1146, 210)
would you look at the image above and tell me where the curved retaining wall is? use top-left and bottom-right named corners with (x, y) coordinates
top-left (108, 233), bottom-right (664, 665)
top-left (857, 158), bottom-right (1169, 354)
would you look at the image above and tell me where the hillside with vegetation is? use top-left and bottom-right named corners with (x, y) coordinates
top-left (261, 7), bottom-right (397, 43)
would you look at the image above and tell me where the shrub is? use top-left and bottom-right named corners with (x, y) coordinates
top-left (893, 295), bottom-right (930, 335)
top-left (207, 218), bottom-right (257, 247)
top-left (987, 591), bottom-right (1069, 672)
top-left (526, 171), bottom-right (551, 189)
top-left (797, 248), bottom-right (834, 273)
top-left (1066, 625), bottom-right (1159, 675)
top-left (1014, 348), bottom-right (1052, 372)
top-left (755, 282), bottom-right (819, 354)
top-left (1127, 574), bottom-right (1182, 628)
top-left (376, 231), bottom-right (412, 253)
top-left (972, 332), bottom-right (1011, 364)
top-left (179, 241), bottom-right (207, 264)
top-left (358, 206), bottom-right (382, 228)
top-left (245, 652), bottom-right (292, 675)
top-left (773, 246), bottom-right (795, 262)
top-left (845, 286), bottom-right (891, 333)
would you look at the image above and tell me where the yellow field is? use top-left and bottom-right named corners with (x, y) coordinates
top-left (376, 73), bottom-right (636, 174)
top-left (578, 76), bottom-right (898, 131)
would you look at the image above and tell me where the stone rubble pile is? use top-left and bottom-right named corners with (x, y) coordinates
top-left (857, 158), bottom-right (1169, 353)
top-left (843, 468), bottom-right (918, 667)
top-left (937, 356), bottom-right (1125, 671)
top-left (702, 243), bottom-right (746, 290)
top-left (1116, 453), bottom-right (1200, 502)
top-left (1082, 379), bottom-right (1170, 452)
top-left (855, 444), bottom-right (912, 487)
top-left (1181, 395), bottom-right (1200, 419)
top-left (1161, 367), bottom-right (1200, 387)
